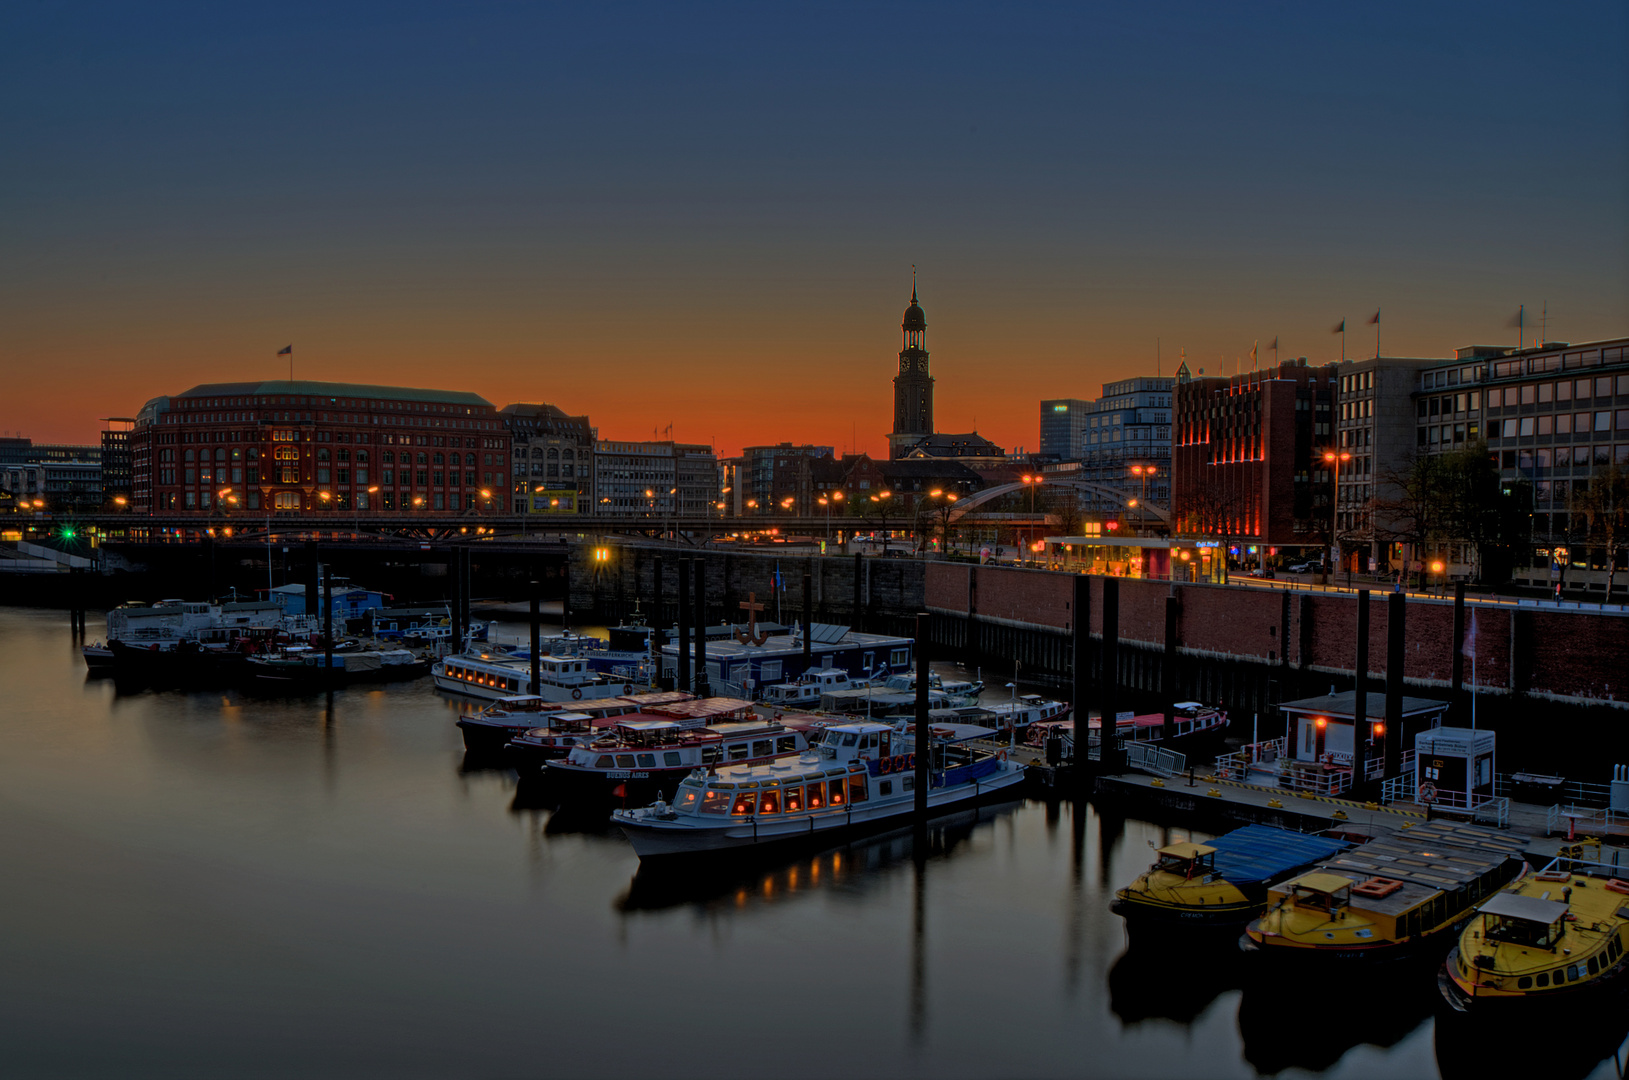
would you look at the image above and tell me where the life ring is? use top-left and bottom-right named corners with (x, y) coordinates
top-left (998, 749), bottom-right (1008, 762)
top-left (905, 753), bottom-right (914, 770)
top-left (623, 684), bottom-right (634, 695)
top-left (892, 755), bottom-right (905, 773)
top-left (571, 688), bottom-right (582, 700)
top-left (879, 756), bottom-right (890, 775)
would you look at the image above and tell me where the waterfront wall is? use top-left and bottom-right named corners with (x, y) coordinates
top-left (926, 563), bottom-right (1629, 708)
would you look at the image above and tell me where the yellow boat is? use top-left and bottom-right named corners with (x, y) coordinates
top-left (1439, 859), bottom-right (1629, 1012)
top-left (1113, 824), bottom-right (1350, 927)
top-left (1242, 821), bottom-right (1527, 963)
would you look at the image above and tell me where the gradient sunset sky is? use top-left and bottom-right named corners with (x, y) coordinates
top-left (4, 2), bottom-right (1626, 456)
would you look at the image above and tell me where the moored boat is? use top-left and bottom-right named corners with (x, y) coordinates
top-left (433, 648), bottom-right (627, 702)
top-left (1112, 824), bottom-right (1352, 927)
top-left (611, 719), bottom-right (1027, 860)
top-left (455, 691), bottom-right (691, 753)
top-left (1242, 821), bottom-right (1528, 963)
top-left (1438, 857), bottom-right (1629, 1013)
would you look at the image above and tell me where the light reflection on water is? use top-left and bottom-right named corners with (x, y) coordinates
top-left (1, 606), bottom-right (1625, 1079)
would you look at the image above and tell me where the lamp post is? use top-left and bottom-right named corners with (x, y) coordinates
top-left (1020, 474), bottom-right (1042, 566)
top-left (1129, 464), bottom-right (1156, 534)
top-left (1321, 450), bottom-right (1351, 584)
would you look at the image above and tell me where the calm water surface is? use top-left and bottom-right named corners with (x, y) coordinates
top-left (2, 607), bottom-right (1624, 1079)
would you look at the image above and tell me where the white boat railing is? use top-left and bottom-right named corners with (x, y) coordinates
top-left (1126, 741), bottom-right (1186, 778)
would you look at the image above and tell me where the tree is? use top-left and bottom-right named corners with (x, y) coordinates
top-left (1376, 442), bottom-right (1530, 586)
top-left (1576, 462), bottom-right (1629, 602)
top-left (1374, 452), bottom-right (1448, 585)
top-left (1048, 486), bottom-right (1085, 539)
top-left (1174, 484), bottom-right (1248, 583)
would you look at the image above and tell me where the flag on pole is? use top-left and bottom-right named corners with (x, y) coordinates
top-left (1505, 306), bottom-right (1524, 329)
top-left (277, 345), bottom-right (292, 355)
top-left (1465, 608), bottom-right (1477, 660)
top-left (1250, 340), bottom-right (1258, 369)
top-left (1367, 310), bottom-right (1380, 325)
top-left (1332, 320), bottom-right (1345, 334)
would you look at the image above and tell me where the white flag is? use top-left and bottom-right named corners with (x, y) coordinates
top-left (1464, 609), bottom-right (1477, 660)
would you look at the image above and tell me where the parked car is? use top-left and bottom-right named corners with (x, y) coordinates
top-left (1285, 561), bottom-right (1317, 573)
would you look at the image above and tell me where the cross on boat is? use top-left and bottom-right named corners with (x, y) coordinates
top-left (734, 593), bottom-right (770, 646)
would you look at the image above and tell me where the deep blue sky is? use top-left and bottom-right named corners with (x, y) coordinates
top-left (4, 1), bottom-right (1625, 452)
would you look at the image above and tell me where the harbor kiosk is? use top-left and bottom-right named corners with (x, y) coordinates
top-left (1414, 727), bottom-right (1496, 812)
top-left (1277, 691), bottom-right (1448, 796)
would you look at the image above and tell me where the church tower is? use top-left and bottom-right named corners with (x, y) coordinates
top-left (888, 279), bottom-right (934, 459)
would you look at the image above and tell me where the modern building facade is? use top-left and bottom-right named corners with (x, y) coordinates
top-left (888, 287), bottom-right (934, 459)
top-left (1074, 377), bottom-right (1173, 505)
top-left (1172, 358), bottom-right (1338, 550)
top-left (592, 440), bottom-right (718, 518)
top-left (1413, 335), bottom-right (1629, 585)
top-left (131, 380), bottom-right (508, 516)
top-left (100, 419), bottom-right (135, 507)
top-left (502, 403), bottom-right (596, 515)
top-left (1039, 399), bottom-right (1092, 462)
top-left (1331, 357), bottom-right (1437, 572)
top-left (739, 443), bottom-right (834, 514)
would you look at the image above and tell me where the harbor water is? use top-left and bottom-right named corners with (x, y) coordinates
top-left (2, 606), bottom-right (1624, 1079)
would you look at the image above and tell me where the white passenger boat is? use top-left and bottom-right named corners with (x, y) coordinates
top-left (545, 711), bottom-right (812, 801)
top-left (984, 694), bottom-right (1070, 734)
top-left (433, 648), bottom-right (630, 702)
top-left (761, 668), bottom-right (861, 707)
top-left (611, 719), bottom-right (1027, 859)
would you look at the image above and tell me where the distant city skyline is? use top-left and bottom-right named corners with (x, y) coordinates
top-left (4, 3), bottom-right (1625, 454)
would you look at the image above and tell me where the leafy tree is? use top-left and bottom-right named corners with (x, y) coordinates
top-left (1576, 462), bottom-right (1629, 601)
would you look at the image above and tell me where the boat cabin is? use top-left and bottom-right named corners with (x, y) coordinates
top-left (1288, 872), bottom-right (1354, 916)
top-left (1480, 892), bottom-right (1569, 949)
top-left (671, 760), bottom-right (869, 817)
top-left (1278, 691), bottom-right (1448, 795)
top-left (1154, 841), bottom-right (1218, 881)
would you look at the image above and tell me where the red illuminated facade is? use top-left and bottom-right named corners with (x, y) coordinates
top-left (132, 380), bottom-right (508, 517)
top-left (1171, 359), bottom-right (1338, 548)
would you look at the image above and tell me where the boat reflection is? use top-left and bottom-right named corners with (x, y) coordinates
top-left (1435, 997), bottom-right (1629, 1080)
top-left (1109, 938), bottom-right (1245, 1026)
top-left (1236, 962), bottom-right (1438, 1074)
top-left (616, 800), bottom-right (1024, 913)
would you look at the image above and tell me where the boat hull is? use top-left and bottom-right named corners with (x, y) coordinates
top-left (1241, 913), bottom-right (1470, 965)
top-left (1437, 943), bottom-right (1629, 1015)
top-left (614, 763), bottom-right (1028, 860)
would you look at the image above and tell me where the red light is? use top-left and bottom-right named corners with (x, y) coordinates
top-left (1106, 521), bottom-right (1118, 530)
top-left (1315, 717), bottom-right (1327, 729)
top-left (1372, 723), bottom-right (1385, 736)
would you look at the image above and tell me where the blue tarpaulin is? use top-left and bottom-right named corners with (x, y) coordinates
top-left (1208, 824), bottom-right (1350, 887)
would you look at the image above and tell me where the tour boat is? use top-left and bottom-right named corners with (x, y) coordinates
top-left (545, 708), bottom-right (811, 802)
top-left (245, 647), bottom-right (429, 691)
top-left (984, 695), bottom-right (1070, 735)
top-left (432, 647), bottom-right (628, 702)
top-left (611, 719), bottom-right (1028, 860)
top-left (761, 668), bottom-right (862, 707)
top-left (1111, 824), bottom-right (1352, 927)
top-left (1026, 700), bottom-right (1227, 753)
top-left (455, 691), bottom-right (692, 753)
top-left (1439, 858), bottom-right (1629, 1012)
top-left (1242, 821), bottom-right (1528, 963)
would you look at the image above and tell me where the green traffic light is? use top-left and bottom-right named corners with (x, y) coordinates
top-left (61, 527), bottom-right (76, 539)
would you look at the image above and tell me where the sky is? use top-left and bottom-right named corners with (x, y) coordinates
top-left (3, 1), bottom-right (1626, 457)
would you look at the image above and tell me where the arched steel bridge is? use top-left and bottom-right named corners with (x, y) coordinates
top-left (947, 478), bottom-right (1169, 523)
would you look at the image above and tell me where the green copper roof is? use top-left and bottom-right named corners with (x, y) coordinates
top-left (175, 380), bottom-right (492, 408)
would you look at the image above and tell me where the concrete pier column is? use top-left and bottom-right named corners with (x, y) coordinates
top-left (693, 557), bottom-right (709, 697)
top-left (1101, 576), bottom-right (1120, 767)
top-left (1384, 590), bottom-right (1406, 778)
top-left (914, 612), bottom-right (930, 820)
top-left (1071, 574), bottom-right (1091, 790)
top-left (1354, 589), bottom-right (1370, 756)
top-left (677, 556), bottom-right (691, 693)
top-left (529, 579), bottom-right (541, 696)
top-left (1451, 582), bottom-right (1466, 699)
top-left (802, 562), bottom-right (813, 665)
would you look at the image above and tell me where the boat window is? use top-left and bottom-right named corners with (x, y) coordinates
top-left (1536, 972), bottom-right (1549, 988)
top-left (731, 792), bottom-right (756, 815)
top-left (1517, 976), bottom-right (1532, 989)
top-left (901, 775), bottom-right (914, 792)
top-left (595, 756), bottom-right (615, 768)
top-left (636, 754), bottom-right (656, 768)
top-left (752, 740), bottom-right (773, 758)
top-left (848, 774), bottom-right (868, 802)
top-left (843, 733), bottom-right (858, 747)
top-left (829, 778), bottom-right (846, 804)
top-left (1588, 956), bottom-right (1599, 975)
top-left (701, 746), bottom-right (721, 765)
top-left (824, 729), bottom-right (845, 746)
top-left (758, 789), bottom-right (780, 814)
top-left (727, 744), bottom-right (750, 761)
top-left (664, 752), bottom-right (682, 767)
top-left (676, 788), bottom-right (702, 812)
top-left (806, 783), bottom-right (825, 810)
top-left (616, 754), bottom-right (635, 768)
top-left (700, 789), bottom-right (731, 814)
top-left (784, 785), bottom-right (804, 812)
top-left (878, 780), bottom-right (893, 797)
top-left (777, 736), bottom-right (798, 753)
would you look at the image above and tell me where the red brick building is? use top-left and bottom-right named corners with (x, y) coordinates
top-left (132, 380), bottom-right (508, 517)
top-left (1172, 358), bottom-right (1338, 550)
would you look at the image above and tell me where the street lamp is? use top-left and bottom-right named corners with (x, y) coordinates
top-left (358, 486), bottom-right (378, 532)
top-left (1321, 450), bottom-right (1351, 583)
top-left (1129, 465), bottom-right (1156, 534)
top-left (1020, 474), bottom-right (1042, 566)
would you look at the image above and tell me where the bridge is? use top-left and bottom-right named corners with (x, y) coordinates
top-left (948, 478), bottom-right (1170, 524)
